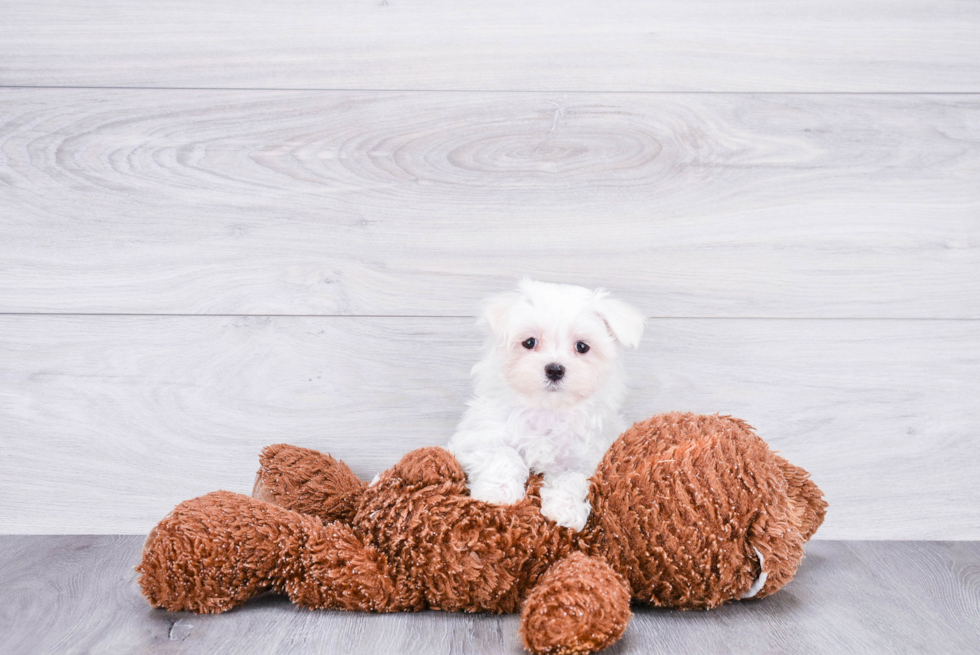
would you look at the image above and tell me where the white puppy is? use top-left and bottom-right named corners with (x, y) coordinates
top-left (446, 278), bottom-right (645, 531)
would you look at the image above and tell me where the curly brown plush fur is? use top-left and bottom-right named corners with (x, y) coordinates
top-left (138, 412), bottom-right (826, 654)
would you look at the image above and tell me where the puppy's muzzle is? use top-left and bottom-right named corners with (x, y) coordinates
top-left (544, 363), bottom-right (565, 382)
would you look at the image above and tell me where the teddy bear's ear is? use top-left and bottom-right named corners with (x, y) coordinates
top-left (477, 289), bottom-right (523, 338)
top-left (593, 293), bottom-right (646, 349)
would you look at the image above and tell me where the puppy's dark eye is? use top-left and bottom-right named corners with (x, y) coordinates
top-left (522, 337), bottom-right (537, 349)
top-left (576, 341), bottom-right (590, 354)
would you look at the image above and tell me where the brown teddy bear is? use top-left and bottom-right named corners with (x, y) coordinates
top-left (138, 412), bottom-right (826, 654)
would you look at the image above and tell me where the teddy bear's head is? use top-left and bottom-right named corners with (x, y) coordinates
top-left (582, 412), bottom-right (825, 609)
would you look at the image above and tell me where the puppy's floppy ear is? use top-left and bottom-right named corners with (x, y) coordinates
top-left (478, 290), bottom-right (522, 337)
top-left (593, 293), bottom-right (646, 349)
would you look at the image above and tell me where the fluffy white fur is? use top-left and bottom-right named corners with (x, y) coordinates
top-left (446, 278), bottom-right (645, 531)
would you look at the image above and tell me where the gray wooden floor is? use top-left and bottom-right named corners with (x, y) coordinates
top-left (0, 536), bottom-right (978, 655)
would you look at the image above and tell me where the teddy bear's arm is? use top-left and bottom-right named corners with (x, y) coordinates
top-left (375, 446), bottom-right (469, 493)
top-left (252, 443), bottom-right (366, 523)
top-left (519, 552), bottom-right (632, 655)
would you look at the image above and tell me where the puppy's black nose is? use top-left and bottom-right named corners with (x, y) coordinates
top-left (544, 363), bottom-right (565, 381)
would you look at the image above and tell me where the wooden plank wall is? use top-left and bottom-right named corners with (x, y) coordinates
top-left (2, 1), bottom-right (979, 91)
top-left (1, 1), bottom-right (978, 538)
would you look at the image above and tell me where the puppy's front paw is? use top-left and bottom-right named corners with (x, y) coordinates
top-left (470, 476), bottom-right (527, 505)
top-left (540, 488), bottom-right (591, 532)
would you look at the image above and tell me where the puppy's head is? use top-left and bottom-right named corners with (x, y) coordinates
top-left (475, 278), bottom-right (645, 409)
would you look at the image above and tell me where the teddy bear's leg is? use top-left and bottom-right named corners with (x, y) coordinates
top-left (284, 515), bottom-right (403, 612)
top-left (520, 552), bottom-right (632, 655)
top-left (138, 491), bottom-right (316, 613)
top-left (138, 491), bottom-right (400, 614)
top-left (252, 443), bottom-right (366, 523)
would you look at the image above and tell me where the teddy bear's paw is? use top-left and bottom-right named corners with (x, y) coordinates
top-left (521, 553), bottom-right (632, 654)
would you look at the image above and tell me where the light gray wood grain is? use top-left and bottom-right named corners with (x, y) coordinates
top-left (2, 90), bottom-right (978, 317)
top-left (1, 1), bottom-right (979, 92)
top-left (0, 316), bottom-right (977, 538)
top-left (622, 541), bottom-right (980, 655)
top-left (1, 537), bottom-right (978, 654)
